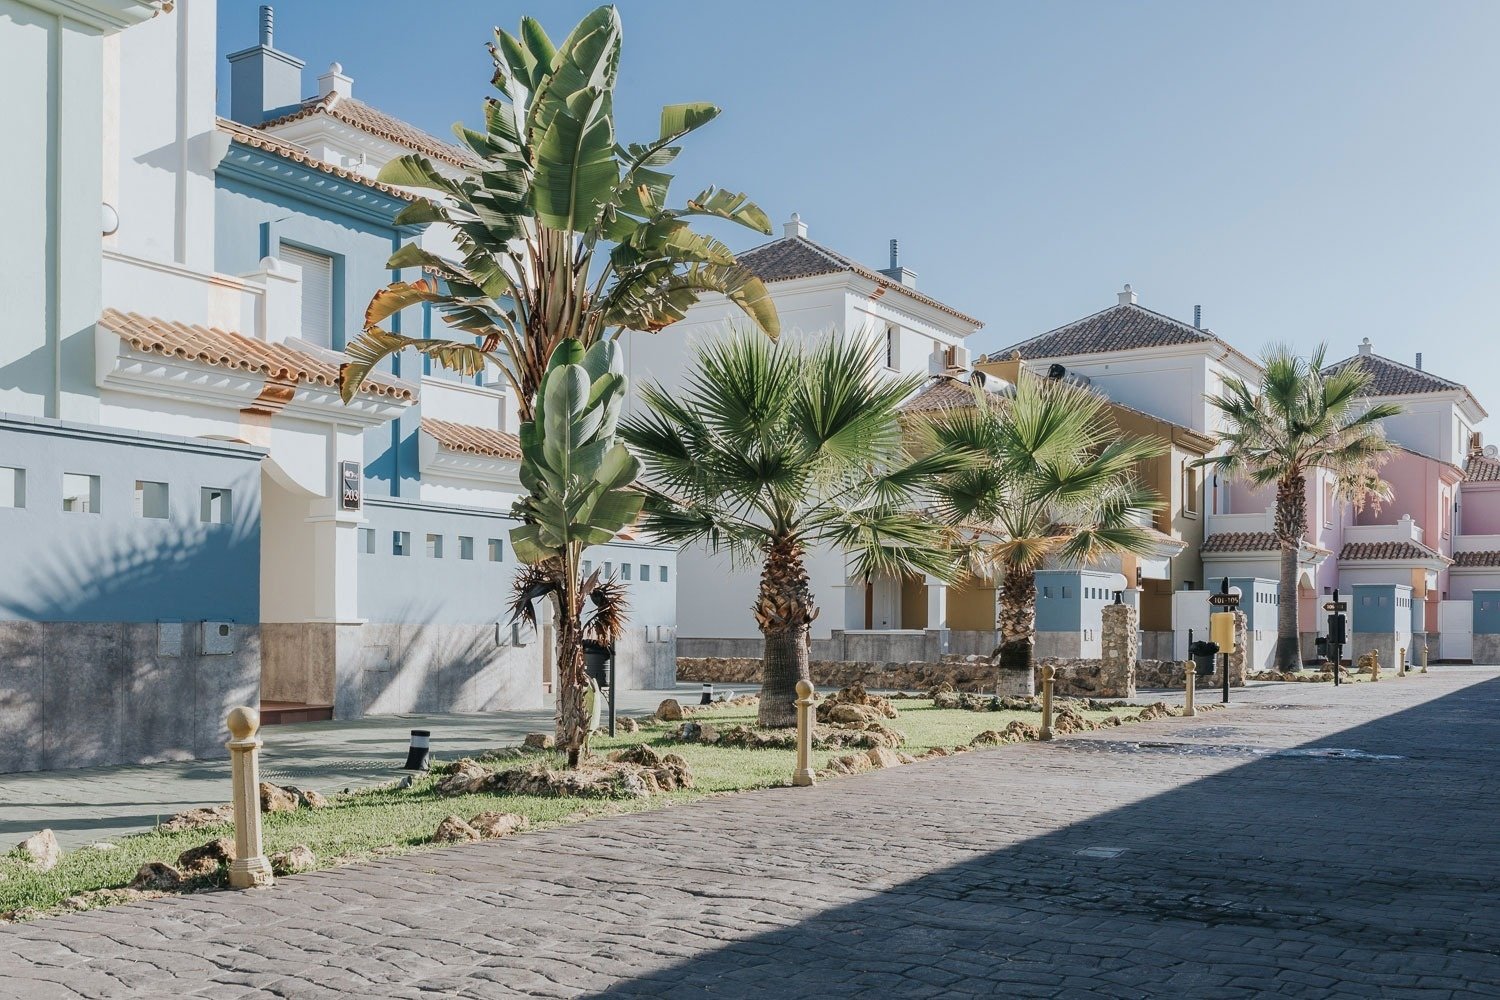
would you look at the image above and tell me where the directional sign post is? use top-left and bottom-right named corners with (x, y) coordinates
top-left (1210, 578), bottom-right (1241, 703)
top-left (1325, 590), bottom-right (1347, 685)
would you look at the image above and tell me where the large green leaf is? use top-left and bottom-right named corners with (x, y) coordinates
top-left (532, 93), bottom-right (618, 233)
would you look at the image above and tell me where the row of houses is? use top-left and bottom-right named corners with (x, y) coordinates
top-left (2, 2), bottom-right (1494, 773)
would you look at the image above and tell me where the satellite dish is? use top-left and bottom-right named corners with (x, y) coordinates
top-left (1485, 445), bottom-right (1498, 459)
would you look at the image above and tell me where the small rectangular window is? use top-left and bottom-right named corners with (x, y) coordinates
top-left (640, 564), bottom-right (650, 582)
top-left (200, 487), bottom-right (232, 524)
top-left (62, 473), bottom-right (100, 514)
top-left (359, 527), bottom-right (375, 553)
top-left (604, 561), bottom-right (614, 577)
top-left (0, 467), bottom-right (25, 509)
top-left (133, 481), bottom-right (169, 519)
top-left (459, 536), bottom-right (475, 560)
top-left (426, 533), bottom-right (443, 558)
top-left (621, 563), bottom-right (632, 581)
top-left (660, 565), bottom-right (669, 582)
top-left (488, 538), bottom-right (504, 562)
top-left (394, 530), bottom-right (411, 556)
top-left (582, 558), bottom-right (593, 575)
top-left (884, 325), bottom-right (898, 370)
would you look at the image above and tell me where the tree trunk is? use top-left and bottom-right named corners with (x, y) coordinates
top-left (996, 567), bottom-right (1037, 671)
top-left (755, 536), bottom-right (815, 728)
top-left (553, 581), bottom-right (589, 767)
top-left (1274, 474), bottom-right (1307, 670)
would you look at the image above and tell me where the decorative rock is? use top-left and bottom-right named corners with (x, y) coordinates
top-left (932, 690), bottom-right (962, 710)
top-left (865, 747), bottom-right (902, 769)
top-left (436, 758), bottom-right (492, 796)
top-left (58, 888), bottom-right (153, 912)
top-left (469, 812), bottom-right (530, 839)
top-left (815, 684), bottom-right (898, 723)
top-left (285, 787), bottom-right (329, 809)
top-left (259, 782), bottom-right (300, 813)
top-left (522, 733), bottom-right (555, 750)
top-left (158, 804), bottom-right (234, 833)
top-left (695, 722), bottom-right (721, 744)
top-left (129, 862), bottom-right (185, 891)
top-left (618, 718), bottom-right (640, 733)
top-left (15, 830), bottom-right (60, 871)
top-left (269, 845), bottom-right (316, 875)
top-left (655, 698), bottom-right (684, 721)
top-left (823, 752), bottom-right (871, 776)
top-left (432, 815), bottom-right (481, 843)
top-left (176, 837), bottom-right (236, 876)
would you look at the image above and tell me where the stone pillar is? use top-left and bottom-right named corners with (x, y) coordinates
top-left (1100, 601), bottom-right (1139, 699)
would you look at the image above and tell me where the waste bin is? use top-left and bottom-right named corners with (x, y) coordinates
top-left (1189, 639), bottom-right (1220, 679)
top-left (583, 641), bottom-right (612, 688)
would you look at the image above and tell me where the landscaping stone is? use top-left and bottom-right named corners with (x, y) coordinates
top-left (618, 718), bottom-right (639, 733)
top-left (57, 888), bottom-right (153, 912)
top-left (822, 752), bottom-right (871, 776)
top-left (469, 812), bottom-right (530, 839)
top-left (865, 747), bottom-right (902, 769)
top-left (433, 815), bottom-right (481, 844)
top-left (655, 699), bottom-right (684, 721)
top-left (129, 862), bottom-right (184, 892)
top-left (970, 720), bottom-right (1041, 746)
top-left (15, 830), bottom-right (60, 871)
top-left (285, 787), bottom-right (329, 809)
top-left (678, 657), bottom-right (994, 691)
top-left (259, 782), bottom-right (301, 813)
top-left (436, 758), bottom-right (492, 796)
top-left (176, 838), bottom-right (235, 876)
top-left (522, 733), bottom-right (555, 750)
top-left (815, 684), bottom-right (898, 723)
top-left (157, 804), bottom-right (234, 833)
top-left (270, 845), bottom-right (316, 876)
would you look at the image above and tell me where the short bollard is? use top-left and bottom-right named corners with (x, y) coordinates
top-left (1183, 660), bottom-right (1197, 717)
top-left (1039, 664), bottom-right (1056, 741)
top-left (1370, 649), bottom-right (1381, 682)
top-left (1421, 645), bottom-right (1429, 674)
top-left (792, 680), bottom-right (816, 787)
top-left (226, 707), bottom-right (274, 889)
top-left (1398, 646), bottom-right (1406, 678)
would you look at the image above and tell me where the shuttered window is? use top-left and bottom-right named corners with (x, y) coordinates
top-left (281, 244), bottom-right (335, 348)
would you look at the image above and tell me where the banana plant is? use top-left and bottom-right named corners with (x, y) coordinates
top-left (507, 338), bottom-right (642, 763)
top-left (337, 5), bottom-right (779, 416)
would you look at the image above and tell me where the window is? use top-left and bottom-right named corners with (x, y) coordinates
top-left (489, 538), bottom-right (504, 562)
top-left (884, 325), bottom-right (899, 370)
top-left (459, 536), bottom-right (475, 560)
top-left (426, 533), bottom-right (444, 558)
top-left (200, 487), bottom-right (232, 524)
top-left (0, 467), bottom-right (25, 509)
top-left (393, 530), bottom-right (411, 556)
top-left (1442, 488), bottom-right (1453, 537)
top-left (1323, 481), bottom-right (1336, 528)
top-left (604, 561), bottom-right (613, 577)
top-left (1182, 464), bottom-right (1199, 516)
top-left (134, 481), bottom-right (169, 519)
top-left (62, 473), bottom-right (99, 513)
top-left (621, 563), bottom-right (632, 581)
top-left (280, 244), bottom-right (335, 348)
top-left (359, 527), bottom-right (375, 553)
top-left (660, 565), bottom-right (669, 582)
top-left (582, 559), bottom-right (593, 575)
top-left (640, 564), bottom-right (650, 582)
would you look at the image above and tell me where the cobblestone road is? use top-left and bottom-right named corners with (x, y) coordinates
top-left (2, 670), bottom-right (1498, 998)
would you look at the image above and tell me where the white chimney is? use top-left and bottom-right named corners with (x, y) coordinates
top-left (1117, 283), bottom-right (1137, 306)
top-left (1358, 337), bottom-right (1373, 356)
top-left (318, 61), bottom-right (353, 101)
top-left (783, 212), bottom-right (807, 239)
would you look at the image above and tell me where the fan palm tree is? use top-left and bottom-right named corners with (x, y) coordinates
top-left (620, 330), bottom-right (959, 727)
top-left (1201, 344), bottom-right (1400, 669)
top-left (919, 372), bottom-right (1166, 671)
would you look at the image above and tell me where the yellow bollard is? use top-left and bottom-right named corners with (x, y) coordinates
top-left (1183, 660), bottom-right (1197, 717)
top-left (1398, 646), bottom-right (1406, 677)
top-left (792, 680), bottom-right (816, 787)
top-left (226, 707), bottom-right (274, 889)
top-left (1369, 649), bottom-right (1381, 682)
top-left (1039, 664), bottom-right (1056, 741)
top-left (1421, 644), bottom-right (1429, 674)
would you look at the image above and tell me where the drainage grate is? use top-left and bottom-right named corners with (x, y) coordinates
top-left (1051, 741), bottom-right (1405, 761)
top-left (1075, 846), bottom-right (1127, 859)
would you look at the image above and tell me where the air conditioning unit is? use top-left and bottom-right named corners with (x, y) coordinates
top-left (950, 345), bottom-right (970, 369)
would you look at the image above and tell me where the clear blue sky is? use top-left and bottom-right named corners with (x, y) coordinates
top-left (217, 1), bottom-right (1500, 375)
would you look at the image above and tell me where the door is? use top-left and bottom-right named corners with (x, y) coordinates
top-left (1439, 600), bottom-right (1472, 661)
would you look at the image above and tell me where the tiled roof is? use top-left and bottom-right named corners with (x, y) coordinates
top-left (216, 118), bottom-right (412, 200)
top-left (1321, 351), bottom-right (1464, 398)
top-left (988, 303), bottom-right (1242, 363)
top-left (1465, 454), bottom-right (1500, 482)
top-left (100, 309), bottom-right (414, 401)
top-left (1201, 531), bottom-right (1280, 554)
top-left (260, 94), bottom-right (481, 170)
top-left (1339, 540), bottom-right (1450, 563)
top-left (1454, 551), bottom-right (1500, 568)
top-left (421, 417), bottom-right (521, 460)
top-left (733, 236), bottom-right (982, 327)
top-left (899, 376), bottom-right (995, 413)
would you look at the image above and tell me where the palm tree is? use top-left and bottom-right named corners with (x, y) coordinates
top-left (919, 372), bottom-right (1166, 671)
top-left (1201, 344), bottom-right (1400, 669)
top-left (336, 7), bottom-right (779, 746)
top-left (620, 331), bottom-right (958, 727)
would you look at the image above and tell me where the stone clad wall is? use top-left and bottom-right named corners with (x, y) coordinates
top-left (1035, 658), bottom-right (1132, 698)
top-left (676, 657), bottom-right (997, 691)
top-left (1135, 659), bottom-right (1194, 689)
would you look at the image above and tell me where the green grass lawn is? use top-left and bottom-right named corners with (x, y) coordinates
top-left (0, 698), bottom-right (1146, 920)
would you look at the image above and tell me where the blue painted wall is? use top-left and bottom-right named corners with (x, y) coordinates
top-left (0, 414), bottom-right (263, 622)
top-left (1351, 584), bottom-right (1413, 634)
top-left (214, 144), bottom-right (425, 500)
top-left (1474, 591), bottom-right (1500, 635)
top-left (1034, 570), bottom-right (1117, 634)
top-left (1229, 577), bottom-right (1279, 630)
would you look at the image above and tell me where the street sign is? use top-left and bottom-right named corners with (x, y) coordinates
top-left (1323, 601), bottom-right (1347, 612)
top-left (1208, 593), bottom-right (1241, 608)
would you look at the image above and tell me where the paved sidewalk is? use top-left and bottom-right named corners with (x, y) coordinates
top-left (0, 684), bottom-right (733, 849)
top-left (3, 669), bottom-right (1498, 998)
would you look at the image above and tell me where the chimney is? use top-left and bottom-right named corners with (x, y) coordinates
top-left (1117, 283), bottom-right (1137, 306)
top-left (1358, 337), bottom-right (1373, 356)
top-left (782, 212), bottom-right (807, 239)
top-left (226, 5), bottom-right (306, 125)
top-left (317, 61), bottom-right (352, 102)
top-left (1193, 304), bottom-right (1202, 328)
top-left (878, 237), bottom-right (918, 289)
top-left (1415, 352), bottom-right (1423, 370)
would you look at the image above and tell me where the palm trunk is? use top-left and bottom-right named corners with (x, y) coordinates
top-left (996, 567), bottom-right (1037, 671)
top-left (755, 536), bottom-right (814, 728)
top-left (552, 564), bottom-right (589, 766)
top-left (1274, 474), bottom-right (1307, 670)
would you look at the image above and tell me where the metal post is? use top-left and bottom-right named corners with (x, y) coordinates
top-left (1039, 664), bottom-right (1055, 740)
top-left (793, 679), bottom-right (816, 786)
top-left (1183, 660), bottom-right (1196, 717)
top-left (607, 645), bottom-right (617, 737)
top-left (226, 707), bottom-right (273, 889)
top-left (1221, 651), bottom-right (1230, 704)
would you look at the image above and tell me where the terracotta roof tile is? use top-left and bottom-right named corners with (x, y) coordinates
top-left (422, 417), bottom-right (521, 460)
top-left (1321, 351), bottom-right (1464, 398)
top-left (217, 117), bottom-right (412, 200)
top-left (1339, 540), bottom-right (1450, 563)
top-left (899, 376), bottom-right (996, 413)
top-left (1454, 550), bottom-right (1500, 567)
top-left (1465, 454), bottom-right (1500, 482)
top-left (988, 303), bottom-right (1244, 363)
top-left (260, 94), bottom-right (481, 170)
top-left (734, 236), bottom-right (982, 328)
top-left (101, 308), bottom-right (414, 401)
top-left (1200, 531), bottom-right (1280, 554)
